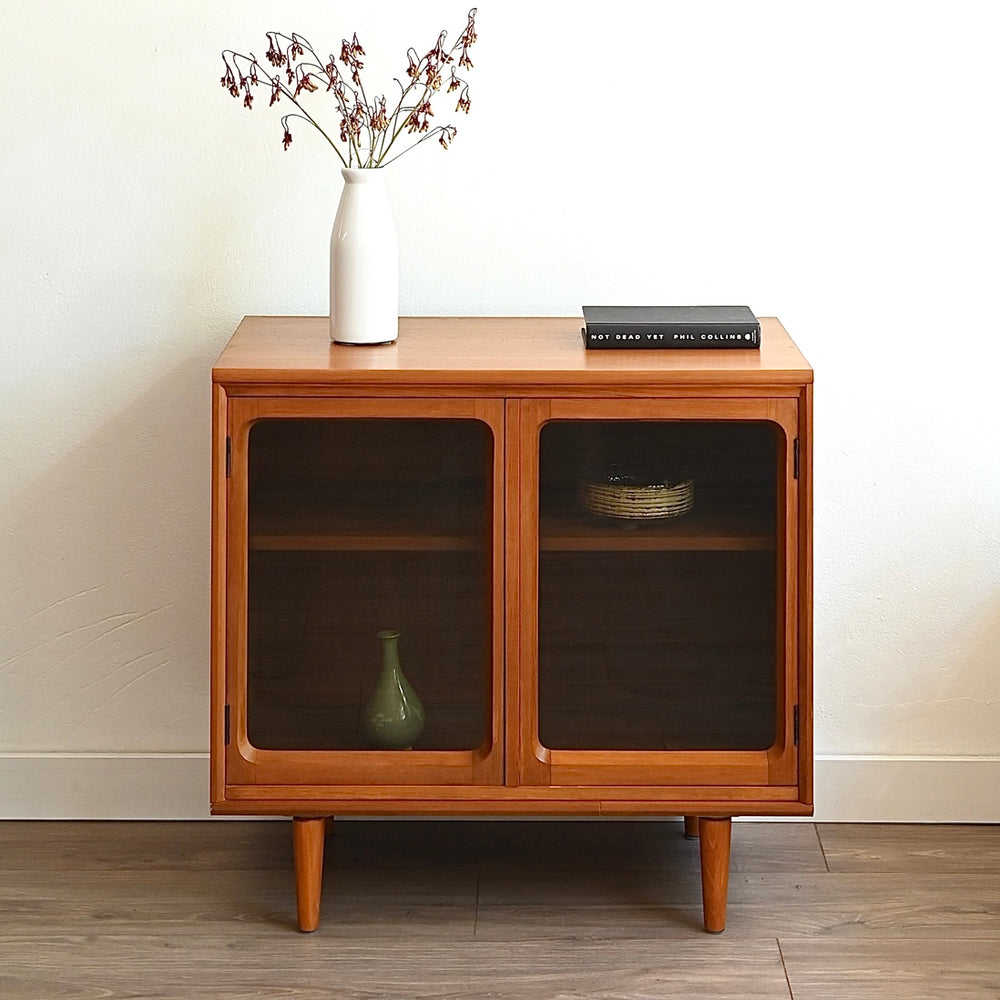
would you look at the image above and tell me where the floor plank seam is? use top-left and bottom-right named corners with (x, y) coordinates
top-left (776, 936), bottom-right (795, 999)
top-left (473, 869), bottom-right (481, 938)
top-left (813, 823), bottom-right (831, 873)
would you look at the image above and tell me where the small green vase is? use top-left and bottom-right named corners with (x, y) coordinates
top-left (361, 629), bottom-right (425, 750)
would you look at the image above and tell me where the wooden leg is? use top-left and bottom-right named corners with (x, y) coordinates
top-left (292, 816), bottom-right (327, 933)
top-left (683, 815), bottom-right (700, 840)
top-left (698, 816), bottom-right (732, 933)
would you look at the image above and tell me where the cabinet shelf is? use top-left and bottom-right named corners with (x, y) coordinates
top-left (540, 506), bottom-right (775, 552)
top-left (249, 499), bottom-right (773, 554)
top-left (248, 489), bottom-right (485, 552)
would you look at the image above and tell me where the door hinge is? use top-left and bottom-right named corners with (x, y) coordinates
top-left (793, 438), bottom-right (800, 480)
top-left (793, 705), bottom-right (800, 746)
top-left (224, 704), bottom-right (231, 746)
top-left (225, 437), bottom-right (232, 478)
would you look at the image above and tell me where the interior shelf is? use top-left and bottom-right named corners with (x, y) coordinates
top-left (540, 505), bottom-right (775, 552)
top-left (250, 496), bottom-right (774, 553)
top-left (249, 488), bottom-right (485, 551)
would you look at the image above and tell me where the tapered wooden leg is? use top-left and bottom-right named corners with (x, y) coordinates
top-left (292, 816), bottom-right (327, 933)
top-left (683, 815), bottom-right (700, 840)
top-left (698, 816), bottom-right (732, 933)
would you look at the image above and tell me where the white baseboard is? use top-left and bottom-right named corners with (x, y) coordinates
top-left (0, 754), bottom-right (213, 820)
top-left (1, 753), bottom-right (998, 822)
top-left (810, 755), bottom-right (1000, 823)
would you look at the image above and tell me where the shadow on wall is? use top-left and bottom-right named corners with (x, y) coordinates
top-left (2, 355), bottom-right (214, 754)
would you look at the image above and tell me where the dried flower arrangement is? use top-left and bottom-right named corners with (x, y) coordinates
top-left (220, 8), bottom-right (478, 168)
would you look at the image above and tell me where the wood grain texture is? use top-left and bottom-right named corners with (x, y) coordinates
top-left (0, 938), bottom-right (792, 1000)
top-left (292, 817), bottom-right (325, 932)
top-left (213, 316), bottom-right (814, 390)
top-left (817, 823), bottom-right (1000, 873)
top-left (0, 821), bottom-right (998, 999)
top-left (778, 940), bottom-right (1000, 1000)
top-left (699, 816), bottom-right (732, 932)
top-left (0, 820), bottom-right (292, 871)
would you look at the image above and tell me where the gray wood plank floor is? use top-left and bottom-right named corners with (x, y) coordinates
top-left (0, 820), bottom-right (997, 999)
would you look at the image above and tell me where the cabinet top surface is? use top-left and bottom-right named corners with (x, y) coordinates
top-left (213, 316), bottom-right (812, 388)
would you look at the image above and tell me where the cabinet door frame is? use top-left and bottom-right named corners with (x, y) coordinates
top-left (511, 396), bottom-right (803, 793)
top-left (218, 394), bottom-right (506, 792)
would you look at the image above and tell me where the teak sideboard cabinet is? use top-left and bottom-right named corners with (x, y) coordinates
top-left (211, 316), bottom-right (814, 933)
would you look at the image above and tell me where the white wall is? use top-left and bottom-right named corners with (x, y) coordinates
top-left (2, 0), bottom-right (998, 820)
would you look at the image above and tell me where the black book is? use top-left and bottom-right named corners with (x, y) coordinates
top-left (582, 305), bottom-right (761, 349)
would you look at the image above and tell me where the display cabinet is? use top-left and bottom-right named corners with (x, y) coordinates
top-left (211, 316), bottom-right (813, 933)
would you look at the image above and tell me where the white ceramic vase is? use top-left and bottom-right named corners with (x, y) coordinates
top-left (329, 167), bottom-right (399, 345)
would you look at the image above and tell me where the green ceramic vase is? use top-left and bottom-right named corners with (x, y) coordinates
top-left (361, 629), bottom-right (425, 750)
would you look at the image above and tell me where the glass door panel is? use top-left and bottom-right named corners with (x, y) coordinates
top-left (533, 417), bottom-right (788, 771)
top-left (244, 417), bottom-right (493, 756)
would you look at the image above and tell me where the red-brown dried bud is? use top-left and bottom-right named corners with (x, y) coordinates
top-left (282, 128), bottom-right (292, 150)
top-left (425, 30), bottom-right (448, 65)
top-left (341, 35), bottom-right (364, 73)
top-left (294, 72), bottom-right (318, 97)
top-left (265, 36), bottom-right (285, 67)
top-left (371, 98), bottom-right (390, 132)
top-left (461, 10), bottom-right (478, 48)
top-left (327, 65), bottom-right (348, 97)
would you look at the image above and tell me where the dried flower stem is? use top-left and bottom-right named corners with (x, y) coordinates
top-left (220, 9), bottom-right (477, 168)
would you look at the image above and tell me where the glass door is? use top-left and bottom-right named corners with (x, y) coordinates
top-left (226, 398), bottom-right (505, 787)
top-left (514, 398), bottom-right (800, 789)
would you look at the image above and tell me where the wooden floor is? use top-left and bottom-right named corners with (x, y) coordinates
top-left (1, 820), bottom-right (998, 999)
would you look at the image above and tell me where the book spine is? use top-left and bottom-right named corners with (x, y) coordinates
top-left (582, 326), bottom-right (761, 350)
